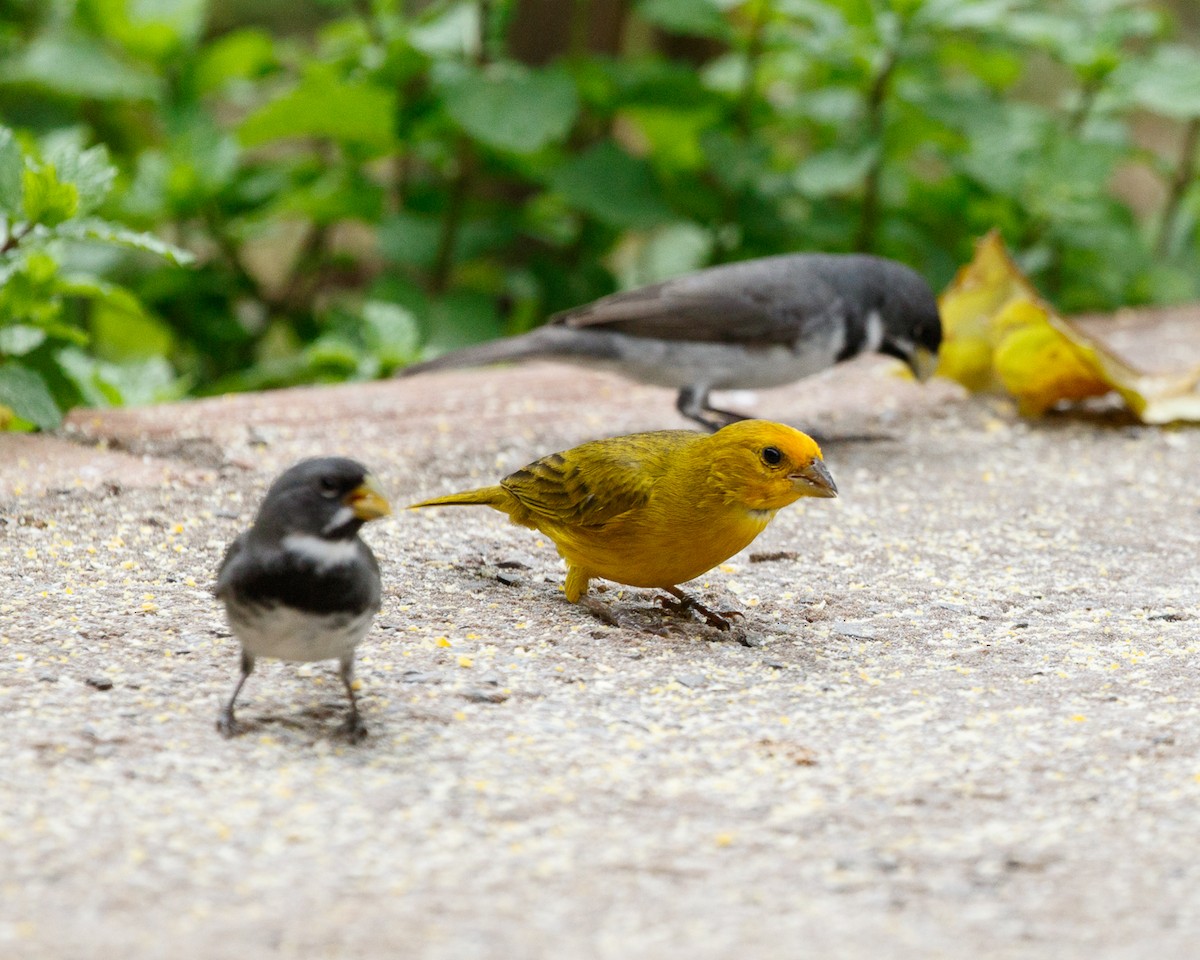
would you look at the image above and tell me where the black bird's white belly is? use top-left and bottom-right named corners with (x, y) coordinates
top-left (217, 532), bottom-right (382, 664)
top-left (224, 600), bottom-right (374, 662)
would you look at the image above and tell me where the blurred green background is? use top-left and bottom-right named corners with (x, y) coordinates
top-left (0, 0), bottom-right (1198, 429)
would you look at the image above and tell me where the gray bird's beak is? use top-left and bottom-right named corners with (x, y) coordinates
top-left (908, 345), bottom-right (940, 382)
top-left (790, 459), bottom-right (838, 499)
top-left (346, 475), bottom-right (391, 521)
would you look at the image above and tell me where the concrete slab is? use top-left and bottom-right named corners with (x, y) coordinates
top-left (2, 358), bottom-right (1197, 959)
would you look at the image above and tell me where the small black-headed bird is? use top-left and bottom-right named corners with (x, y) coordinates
top-left (399, 253), bottom-right (942, 430)
top-left (214, 458), bottom-right (390, 741)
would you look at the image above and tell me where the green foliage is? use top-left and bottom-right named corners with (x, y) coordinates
top-left (0, 0), bottom-right (1198, 429)
top-left (0, 127), bottom-right (192, 429)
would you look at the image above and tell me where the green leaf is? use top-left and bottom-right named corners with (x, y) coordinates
top-left (53, 219), bottom-right (195, 265)
top-left (0, 362), bottom-right (62, 429)
top-left (304, 335), bottom-right (361, 374)
top-left (22, 165), bottom-right (78, 227)
top-left (90, 356), bottom-right (180, 406)
top-left (409, 2), bottom-right (481, 58)
top-left (361, 301), bottom-right (420, 367)
top-left (0, 325), bottom-right (46, 356)
top-left (54, 347), bottom-right (121, 407)
top-left (96, 0), bottom-right (209, 60)
top-left (58, 275), bottom-right (174, 361)
top-left (794, 145), bottom-right (880, 197)
top-left (612, 222), bottom-right (713, 289)
top-left (1112, 46), bottom-right (1200, 120)
top-left (623, 104), bottom-right (721, 171)
top-left (550, 142), bottom-right (675, 229)
top-left (0, 36), bottom-right (161, 102)
top-left (424, 291), bottom-right (503, 354)
top-left (195, 29), bottom-right (277, 95)
top-left (44, 142), bottom-right (115, 216)
top-left (0, 127), bottom-right (22, 216)
top-left (239, 65), bottom-right (397, 151)
top-left (636, 0), bottom-right (730, 39)
top-left (443, 64), bottom-right (579, 154)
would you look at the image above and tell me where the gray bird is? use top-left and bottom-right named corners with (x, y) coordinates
top-left (214, 457), bottom-right (391, 741)
top-left (399, 253), bottom-right (942, 430)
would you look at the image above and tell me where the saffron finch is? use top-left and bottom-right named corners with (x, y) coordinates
top-left (410, 420), bottom-right (837, 629)
top-left (400, 253), bottom-right (941, 431)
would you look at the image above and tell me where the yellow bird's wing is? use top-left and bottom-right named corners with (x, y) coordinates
top-left (501, 431), bottom-right (694, 529)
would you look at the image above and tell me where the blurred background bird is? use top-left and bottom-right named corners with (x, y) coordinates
top-left (214, 457), bottom-right (390, 741)
top-left (410, 420), bottom-right (836, 630)
top-left (400, 253), bottom-right (941, 431)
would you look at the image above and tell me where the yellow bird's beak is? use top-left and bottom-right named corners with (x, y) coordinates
top-left (345, 475), bottom-right (391, 521)
top-left (790, 459), bottom-right (838, 499)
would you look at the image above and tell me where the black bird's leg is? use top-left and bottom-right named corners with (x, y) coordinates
top-left (339, 655), bottom-right (368, 743)
top-left (217, 651), bottom-right (255, 738)
top-left (676, 385), bottom-right (749, 433)
top-left (655, 586), bottom-right (744, 631)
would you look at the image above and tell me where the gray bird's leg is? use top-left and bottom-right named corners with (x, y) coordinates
top-left (217, 651), bottom-right (255, 738)
top-left (339, 655), bottom-right (368, 743)
top-left (655, 586), bottom-right (744, 631)
top-left (676, 385), bottom-right (750, 432)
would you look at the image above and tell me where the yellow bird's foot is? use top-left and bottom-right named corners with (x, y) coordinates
top-left (579, 596), bottom-right (656, 632)
top-left (655, 588), bottom-right (744, 632)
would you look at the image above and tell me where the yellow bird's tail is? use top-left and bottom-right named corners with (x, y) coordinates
top-left (408, 485), bottom-right (509, 510)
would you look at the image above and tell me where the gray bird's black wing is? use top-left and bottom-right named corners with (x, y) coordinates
top-left (551, 254), bottom-right (851, 345)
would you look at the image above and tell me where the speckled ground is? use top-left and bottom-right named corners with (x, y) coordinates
top-left (2, 360), bottom-right (1198, 960)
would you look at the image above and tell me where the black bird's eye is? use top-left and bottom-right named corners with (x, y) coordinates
top-left (318, 476), bottom-right (341, 498)
top-left (761, 446), bottom-right (783, 466)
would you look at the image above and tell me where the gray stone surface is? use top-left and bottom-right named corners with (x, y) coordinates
top-left (2, 359), bottom-right (1198, 959)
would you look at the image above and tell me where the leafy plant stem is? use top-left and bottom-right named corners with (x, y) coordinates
top-left (1, 221), bottom-right (34, 255)
top-left (203, 206), bottom-right (267, 303)
top-left (1155, 115), bottom-right (1200, 259)
top-left (280, 222), bottom-right (331, 312)
top-left (853, 45), bottom-right (898, 252)
top-left (735, 0), bottom-right (769, 137)
top-left (568, 0), bottom-right (591, 59)
top-left (1066, 75), bottom-right (1103, 135)
top-left (431, 138), bottom-right (475, 294)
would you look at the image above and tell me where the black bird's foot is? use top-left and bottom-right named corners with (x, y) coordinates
top-left (343, 712), bottom-right (369, 743)
top-left (676, 385), bottom-right (750, 433)
top-left (655, 589), bottom-right (744, 632)
top-left (216, 710), bottom-right (239, 739)
top-left (697, 408), bottom-right (749, 433)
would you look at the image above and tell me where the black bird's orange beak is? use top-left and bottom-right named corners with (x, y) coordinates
top-left (345, 475), bottom-right (391, 521)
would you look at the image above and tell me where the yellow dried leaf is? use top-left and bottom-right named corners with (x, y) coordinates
top-left (936, 230), bottom-right (1045, 391)
top-left (994, 321), bottom-right (1110, 417)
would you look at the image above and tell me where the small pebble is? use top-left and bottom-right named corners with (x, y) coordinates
top-left (832, 621), bottom-right (878, 640)
top-left (462, 688), bottom-right (510, 704)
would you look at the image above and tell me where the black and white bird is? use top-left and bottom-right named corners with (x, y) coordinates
top-left (214, 457), bottom-right (391, 741)
top-left (399, 253), bottom-right (942, 431)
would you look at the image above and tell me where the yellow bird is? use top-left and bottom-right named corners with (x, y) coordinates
top-left (410, 420), bottom-right (837, 629)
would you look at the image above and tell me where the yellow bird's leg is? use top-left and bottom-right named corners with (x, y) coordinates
top-left (565, 565), bottom-right (631, 629)
top-left (563, 565), bottom-right (592, 603)
top-left (656, 586), bottom-right (744, 632)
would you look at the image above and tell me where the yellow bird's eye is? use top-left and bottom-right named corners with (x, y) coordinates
top-left (761, 446), bottom-right (783, 466)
